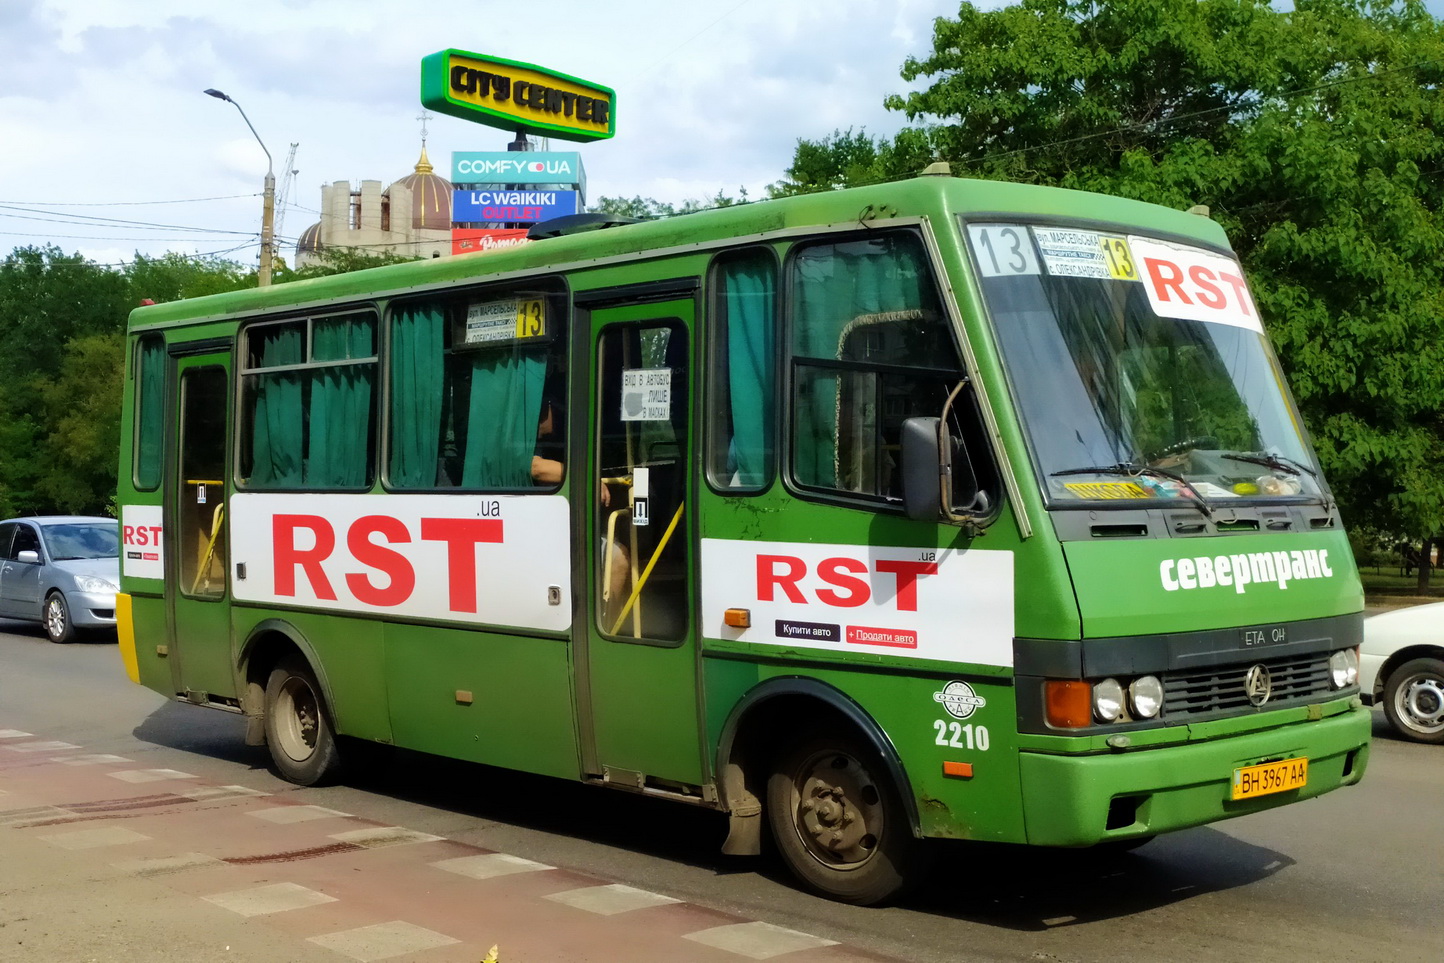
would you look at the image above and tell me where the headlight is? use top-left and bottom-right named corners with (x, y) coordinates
top-left (74, 575), bottom-right (117, 594)
top-left (1129, 675), bottom-right (1164, 718)
top-left (1093, 677), bottom-right (1125, 723)
top-left (1329, 648), bottom-right (1359, 688)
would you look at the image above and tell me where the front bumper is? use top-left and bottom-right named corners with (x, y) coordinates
top-left (69, 590), bottom-right (118, 628)
top-left (1019, 701), bottom-right (1370, 846)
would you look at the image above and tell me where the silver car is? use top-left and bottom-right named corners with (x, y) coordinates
top-left (0, 516), bottom-right (120, 643)
top-left (1361, 601), bottom-right (1444, 744)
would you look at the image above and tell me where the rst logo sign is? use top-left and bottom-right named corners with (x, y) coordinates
top-left (1130, 237), bottom-right (1262, 333)
top-left (120, 504), bottom-right (165, 580)
top-left (701, 539), bottom-right (1015, 666)
top-left (230, 493), bottom-right (571, 631)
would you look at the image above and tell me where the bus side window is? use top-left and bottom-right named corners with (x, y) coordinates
top-left (239, 313), bottom-right (377, 490)
top-left (133, 334), bottom-right (165, 490)
top-left (706, 250), bottom-right (777, 491)
top-left (789, 232), bottom-right (976, 506)
top-left (388, 289), bottom-right (566, 491)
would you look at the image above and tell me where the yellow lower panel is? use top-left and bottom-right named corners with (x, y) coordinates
top-left (116, 593), bottom-right (140, 683)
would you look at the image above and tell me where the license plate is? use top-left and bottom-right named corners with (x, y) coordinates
top-left (1232, 757), bottom-right (1308, 800)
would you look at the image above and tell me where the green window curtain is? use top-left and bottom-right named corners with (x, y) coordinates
top-left (388, 305), bottom-right (445, 488)
top-left (461, 347), bottom-right (545, 488)
top-left (306, 316), bottom-right (375, 487)
top-left (791, 238), bottom-right (926, 489)
top-left (135, 337), bottom-right (166, 489)
top-left (723, 257), bottom-right (775, 486)
top-left (249, 327), bottom-right (304, 487)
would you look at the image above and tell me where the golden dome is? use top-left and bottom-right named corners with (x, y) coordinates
top-left (387, 147), bottom-right (452, 232)
top-left (295, 221), bottom-right (323, 255)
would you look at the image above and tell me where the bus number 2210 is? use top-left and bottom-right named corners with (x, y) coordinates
top-left (933, 720), bottom-right (990, 751)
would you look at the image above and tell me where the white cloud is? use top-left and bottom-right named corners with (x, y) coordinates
top-left (3, 0), bottom-right (968, 265)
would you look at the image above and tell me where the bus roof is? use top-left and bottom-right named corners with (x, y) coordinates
top-left (127, 174), bottom-right (1230, 332)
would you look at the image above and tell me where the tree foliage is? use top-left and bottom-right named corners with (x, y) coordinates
top-left (782, 0), bottom-right (1444, 557)
top-left (0, 244), bottom-right (404, 518)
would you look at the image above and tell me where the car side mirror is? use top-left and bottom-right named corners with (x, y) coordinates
top-left (16, 550), bottom-right (39, 564)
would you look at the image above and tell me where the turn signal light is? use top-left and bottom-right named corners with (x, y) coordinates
top-left (1046, 680), bottom-right (1093, 728)
top-left (723, 608), bottom-right (751, 628)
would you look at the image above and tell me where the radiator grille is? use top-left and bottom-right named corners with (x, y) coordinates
top-left (1163, 654), bottom-right (1332, 719)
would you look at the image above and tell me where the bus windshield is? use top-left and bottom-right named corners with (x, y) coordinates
top-left (966, 222), bottom-right (1325, 508)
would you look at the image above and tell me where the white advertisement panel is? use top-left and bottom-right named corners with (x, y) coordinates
top-left (121, 504), bottom-right (165, 580)
top-left (701, 538), bottom-right (1015, 665)
top-left (1130, 236), bottom-right (1263, 333)
top-left (230, 493), bottom-right (572, 631)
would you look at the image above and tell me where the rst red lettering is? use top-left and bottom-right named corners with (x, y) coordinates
top-left (875, 560), bottom-right (938, 612)
top-left (273, 514), bottom-right (337, 600)
top-left (1144, 257), bottom-right (1192, 305)
top-left (420, 517), bottom-right (503, 613)
top-left (1188, 265), bottom-right (1225, 308)
top-left (757, 554), bottom-right (808, 603)
top-left (815, 556), bottom-right (869, 607)
top-left (1219, 272), bottom-right (1253, 315)
top-left (344, 515), bottom-right (415, 607)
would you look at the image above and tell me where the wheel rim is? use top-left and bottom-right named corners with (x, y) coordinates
top-left (45, 597), bottom-right (66, 638)
top-left (1396, 673), bottom-right (1444, 735)
top-left (787, 748), bottom-right (885, 869)
top-left (274, 676), bottom-right (320, 763)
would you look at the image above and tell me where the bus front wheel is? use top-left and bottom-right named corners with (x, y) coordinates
top-left (264, 656), bottom-right (340, 785)
top-left (766, 731), bottom-right (925, 905)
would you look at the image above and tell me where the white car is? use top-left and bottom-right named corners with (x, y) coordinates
top-left (1361, 601), bottom-right (1444, 743)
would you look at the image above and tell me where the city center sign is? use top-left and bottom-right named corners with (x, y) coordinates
top-left (421, 50), bottom-right (615, 143)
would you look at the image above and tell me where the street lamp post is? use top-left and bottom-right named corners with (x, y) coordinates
top-left (204, 88), bottom-right (275, 286)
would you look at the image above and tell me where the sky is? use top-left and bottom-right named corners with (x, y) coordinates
top-left (0, 0), bottom-right (970, 270)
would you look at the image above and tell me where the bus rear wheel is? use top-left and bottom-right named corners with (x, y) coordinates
top-left (766, 731), bottom-right (924, 905)
top-left (264, 655), bottom-right (340, 785)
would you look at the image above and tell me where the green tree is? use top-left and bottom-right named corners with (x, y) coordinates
top-left (590, 188), bottom-right (748, 219)
top-left (785, 0), bottom-right (1444, 582)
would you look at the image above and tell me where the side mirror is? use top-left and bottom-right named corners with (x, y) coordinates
top-left (901, 417), bottom-right (943, 521)
top-left (16, 550), bottom-right (39, 564)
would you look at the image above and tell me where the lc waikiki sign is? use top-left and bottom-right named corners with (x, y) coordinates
top-left (421, 50), bottom-right (615, 143)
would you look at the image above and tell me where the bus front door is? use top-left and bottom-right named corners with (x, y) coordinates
top-left (580, 299), bottom-right (704, 790)
top-left (164, 351), bottom-right (235, 703)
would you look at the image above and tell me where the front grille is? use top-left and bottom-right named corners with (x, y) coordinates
top-left (1164, 654), bottom-right (1332, 719)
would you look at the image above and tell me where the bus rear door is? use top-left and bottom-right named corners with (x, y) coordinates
top-left (165, 347), bottom-right (235, 703)
top-left (578, 291), bottom-right (704, 791)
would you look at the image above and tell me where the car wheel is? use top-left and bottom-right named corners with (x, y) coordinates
top-left (263, 655), bottom-right (341, 785)
top-left (766, 729), bottom-right (927, 905)
top-left (44, 592), bottom-right (75, 644)
top-left (1381, 657), bottom-right (1444, 744)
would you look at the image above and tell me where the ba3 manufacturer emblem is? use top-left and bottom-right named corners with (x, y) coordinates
top-left (933, 680), bottom-right (987, 719)
top-left (1244, 664), bottom-right (1273, 707)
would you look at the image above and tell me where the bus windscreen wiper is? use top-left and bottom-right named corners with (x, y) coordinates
top-left (1222, 451), bottom-right (1333, 510)
top-left (1221, 451), bottom-right (1318, 478)
top-left (1051, 463), bottom-right (1213, 519)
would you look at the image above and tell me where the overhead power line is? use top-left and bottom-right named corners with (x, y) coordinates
top-left (0, 203), bottom-right (258, 236)
top-left (0, 194), bottom-right (258, 207)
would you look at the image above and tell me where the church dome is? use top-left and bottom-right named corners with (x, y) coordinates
top-left (296, 221), bottom-right (323, 255)
top-left (387, 147), bottom-right (452, 232)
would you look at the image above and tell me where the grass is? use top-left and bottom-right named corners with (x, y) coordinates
top-left (1359, 570), bottom-right (1443, 598)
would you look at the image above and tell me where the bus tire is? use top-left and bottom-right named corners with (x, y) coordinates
top-left (264, 655), bottom-right (341, 785)
top-left (766, 730), bottom-right (925, 905)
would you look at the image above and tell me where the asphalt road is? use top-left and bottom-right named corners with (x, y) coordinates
top-left (1, 619), bottom-right (1439, 963)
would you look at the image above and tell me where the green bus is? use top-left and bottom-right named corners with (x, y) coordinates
top-left (116, 171), bottom-right (1369, 904)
